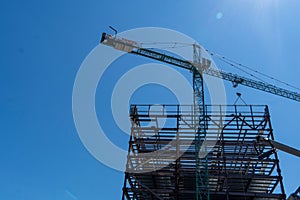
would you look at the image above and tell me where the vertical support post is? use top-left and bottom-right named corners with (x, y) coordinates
top-left (175, 105), bottom-right (180, 199)
top-left (193, 44), bottom-right (210, 200)
top-left (265, 106), bottom-right (286, 199)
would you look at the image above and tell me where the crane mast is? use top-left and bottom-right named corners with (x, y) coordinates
top-left (192, 44), bottom-right (209, 200)
top-left (100, 32), bottom-right (300, 200)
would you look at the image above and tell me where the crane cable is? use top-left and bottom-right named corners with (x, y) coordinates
top-left (206, 50), bottom-right (300, 92)
top-left (213, 54), bottom-right (268, 84)
top-left (145, 43), bottom-right (271, 85)
top-left (138, 42), bottom-right (300, 92)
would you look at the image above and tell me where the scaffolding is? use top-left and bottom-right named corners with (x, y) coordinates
top-left (122, 105), bottom-right (286, 200)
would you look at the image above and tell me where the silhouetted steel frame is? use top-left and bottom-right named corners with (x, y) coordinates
top-left (122, 105), bottom-right (285, 200)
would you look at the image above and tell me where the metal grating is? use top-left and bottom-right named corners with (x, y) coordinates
top-left (122, 105), bottom-right (286, 200)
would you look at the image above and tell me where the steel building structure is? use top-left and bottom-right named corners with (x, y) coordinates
top-left (122, 104), bottom-right (285, 200)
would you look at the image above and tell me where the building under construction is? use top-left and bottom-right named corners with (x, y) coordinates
top-left (121, 104), bottom-right (285, 200)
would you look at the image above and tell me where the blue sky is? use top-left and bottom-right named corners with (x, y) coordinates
top-left (1, 0), bottom-right (300, 199)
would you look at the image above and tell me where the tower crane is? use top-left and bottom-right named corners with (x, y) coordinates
top-left (100, 31), bottom-right (300, 200)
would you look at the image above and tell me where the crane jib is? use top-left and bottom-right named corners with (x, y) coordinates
top-left (100, 32), bottom-right (300, 102)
